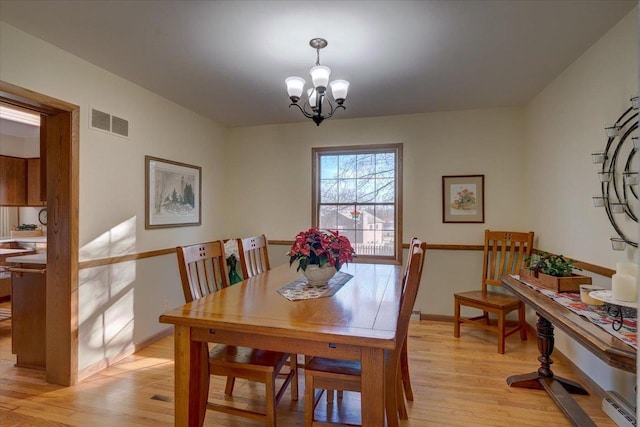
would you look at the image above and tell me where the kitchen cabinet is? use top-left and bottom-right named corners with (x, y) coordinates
top-left (9, 258), bottom-right (46, 369)
top-left (0, 155), bottom-right (26, 206)
top-left (0, 155), bottom-right (46, 206)
top-left (27, 158), bottom-right (46, 206)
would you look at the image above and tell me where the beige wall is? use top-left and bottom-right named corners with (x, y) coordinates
top-left (225, 108), bottom-right (528, 315)
top-left (525, 9), bottom-right (637, 400)
top-left (0, 22), bottom-right (228, 371)
top-left (0, 6), bottom-right (636, 402)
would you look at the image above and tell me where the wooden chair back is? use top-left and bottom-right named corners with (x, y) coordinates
top-left (482, 230), bottom-right (533, 292)
top-left (395, 245), bottom-right (426, 349)
top-left (238, 234), bottom-right (271, 279)
top-left (402, 237), bottom-right (420, 281)
top-left (176, 241), bottom-right (229, 303)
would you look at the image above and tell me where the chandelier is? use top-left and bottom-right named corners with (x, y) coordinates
top-left (285, 38), bottom-right (350, 126)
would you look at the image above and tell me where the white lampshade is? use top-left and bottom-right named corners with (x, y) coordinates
top-left (307, 88), bottom-right (318, 107)
top-left (285, 76), bottom-right (305, 99)
top-left (330, 80), bottom-right (350, 101)
top-left (310, 65), bottom-right (331, 88)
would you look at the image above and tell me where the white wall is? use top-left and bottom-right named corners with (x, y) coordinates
top-left (225, 107), bottom-right (528, 315)
top-left (525, 9), bottom-right (637, 401)
top-left (0, 22), bottom-right (229, 372)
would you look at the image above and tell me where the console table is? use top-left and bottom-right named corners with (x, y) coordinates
top-left (501, 275), bottom-right (636, 426)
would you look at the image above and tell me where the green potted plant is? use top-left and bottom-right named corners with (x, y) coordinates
top-left (520, 252), bottom-right (591, 292)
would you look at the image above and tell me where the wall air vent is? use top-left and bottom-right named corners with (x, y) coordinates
top-left (91, 108), bottom-right (111, 132)
top-left (111, 115), bottom-right (129, 137)
top-left (602, 390), bottom-right (636, 427)
top-left (89, 107), bottom-right (129, 139)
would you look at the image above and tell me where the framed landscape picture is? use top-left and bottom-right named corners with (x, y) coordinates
top-left (442, 174), bottom-right (484, 223)
top-left (145, 156), bottom-right (201, 229)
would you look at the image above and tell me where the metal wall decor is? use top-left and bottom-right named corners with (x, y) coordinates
top-left (591, 96), bottom-right (639, 250)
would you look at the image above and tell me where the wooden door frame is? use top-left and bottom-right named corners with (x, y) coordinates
top-left (0, 81), bottom-right (79, 386)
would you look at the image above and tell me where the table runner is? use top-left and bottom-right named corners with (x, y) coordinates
top-left (511, 274), bottom-right (637, 350)
top-left (277, 271), bottom-right (353, 301)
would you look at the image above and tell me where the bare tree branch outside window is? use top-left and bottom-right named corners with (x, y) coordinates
top-left (317, 151), bottom-right (397, 257)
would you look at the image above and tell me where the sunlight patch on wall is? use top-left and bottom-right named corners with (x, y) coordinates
top-left (78, 261), bottom-right (136, 370)
top-left (78, 216), bottom-right (137, 371)
top-left (80, 216), bottom-right (137, 261)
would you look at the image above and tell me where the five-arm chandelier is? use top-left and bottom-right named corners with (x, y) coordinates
top-left (285, 38), bottom-right (350, 126)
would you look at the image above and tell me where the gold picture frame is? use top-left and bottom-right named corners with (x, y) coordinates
top-left (442, 174), bottom-right (484, 223)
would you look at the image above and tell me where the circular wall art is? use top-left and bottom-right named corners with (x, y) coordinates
top-left (591, 96), bottom-right (638, 250)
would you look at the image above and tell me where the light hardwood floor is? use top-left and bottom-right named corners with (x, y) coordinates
top-left (0, 310), bottom-right (617, 426)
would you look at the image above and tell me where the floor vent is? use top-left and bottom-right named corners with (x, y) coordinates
top-left (602, 391), bottom-right (636, 427)
top-left (90, 107), bottom-right (129, 138)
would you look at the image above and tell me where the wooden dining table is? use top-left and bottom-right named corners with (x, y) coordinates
top-left (159, 262), bottom-right (403, 427)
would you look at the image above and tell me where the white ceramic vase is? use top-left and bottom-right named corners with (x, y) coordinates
top-left (303, 264), bottom-right (337, 286)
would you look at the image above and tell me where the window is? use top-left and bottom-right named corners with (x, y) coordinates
top-left (312, 144), bottom-right (403, 263)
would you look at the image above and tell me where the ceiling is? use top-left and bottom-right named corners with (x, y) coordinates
top-left (0, 0), bottom-right (635, 128)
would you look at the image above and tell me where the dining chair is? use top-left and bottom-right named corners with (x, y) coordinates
top-left (324, 237), bottom-right (425, 414)
top-left (453, 230), bottom-right (534, 354)
top-left (397, 237), bottom-right (426, 418)
top-left (236, 234), bottom-right (299, 398)
top-left (238, 234), bottom-right (271, 279)
top-left (176, 241), bottom-right (298, 427)
top-left (304, 244), bottom-right (426, 427)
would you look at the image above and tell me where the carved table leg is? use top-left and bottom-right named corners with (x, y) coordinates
top-left (507, 313), bottom-right (588, 395)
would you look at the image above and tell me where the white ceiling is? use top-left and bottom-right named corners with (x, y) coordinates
top-left (0, 0), bottom-right (635, 127)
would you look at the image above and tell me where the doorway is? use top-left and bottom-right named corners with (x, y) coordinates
top-left (0, 81), bottom-right (79, 386)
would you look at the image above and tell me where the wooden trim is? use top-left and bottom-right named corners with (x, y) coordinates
top-left (77, 327), bottom-right (173, 381)
top-left (271, 240), bottom-right (485, 251)
top-left (0, 81), bottom-right (76, 114)
top-left (269, 239), bottom-right (294, 246)
top-left (425, 244), bottom-right (484, 251)
top-left (79, 248), bottom-right (175, 270)
top-left (420, 313), bottom-right (454, 322)
top-left (1, 81), bottom-right (80, 387)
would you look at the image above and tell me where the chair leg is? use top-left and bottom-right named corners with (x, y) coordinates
top-left (484, 311), bottom-right (490, 325)
top-left (290, 354), bottom-right (299, 401)
top-left (498, 311), bottom-right (505, 354)
top-left (385, 361), bottom-right (400, 427)
top-left (397, 365), bottom-right (408, 420)
top-left (224, 376), bottom-right (235, 395)
top-left (327, 389), bottom-right (334, 402)
top-left (400, 338), bottom-right (414, 401)
top-left (519, 303), bottom-right (528, 341)
top-left (266, 373), bottom-right (277, 427)
top-left (453, 298), bottom-right (461, 337)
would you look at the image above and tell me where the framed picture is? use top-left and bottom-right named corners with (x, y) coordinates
top-left (145, 156), bottom-right (201, 229)
top-left (442, 175), bottom-right (484, 223)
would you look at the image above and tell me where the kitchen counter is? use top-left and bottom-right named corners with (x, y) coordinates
top-left (6, 253), bottom-right (46, 264)
top-left (0, 248), bottom-right (36, 256)
top-left (0, 237), bottom-right (47, 244)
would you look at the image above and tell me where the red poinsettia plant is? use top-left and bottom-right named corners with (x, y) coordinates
top-left (288, 227), bottom-right (355, 272)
